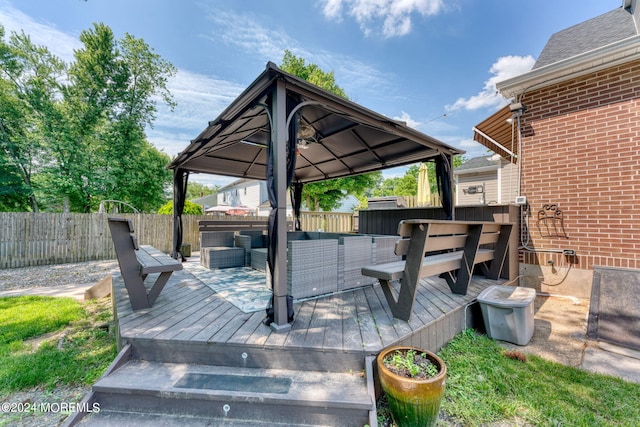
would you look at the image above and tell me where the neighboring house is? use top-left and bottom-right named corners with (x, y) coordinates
top-left (333, 195), bottom-right (360, 212)
top-left (190, 194), bottom-right (219, 212)
top-left (474, 0), bottom-right (640, 300)
top-left (217, 178), bottom-right (359, 216)
top-left (454, 155), bottom-right (518, 206)
top-left (217, 178), bottom-right (267, 215)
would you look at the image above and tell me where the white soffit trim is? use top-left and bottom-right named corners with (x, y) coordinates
top-left (453, 164), bottom-right (499, 175)
top-left (497, 35), bottom-right (640, 98)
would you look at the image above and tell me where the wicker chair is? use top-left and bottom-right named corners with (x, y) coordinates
top-left (233, 230), bottom-right (267, 266)
top-left (199, 231), bottom-right (245, 269)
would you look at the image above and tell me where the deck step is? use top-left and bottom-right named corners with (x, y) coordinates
top-left (85, 360), bottom-right (373, 426)
top-left (79, 410), bottom-right (327, 426)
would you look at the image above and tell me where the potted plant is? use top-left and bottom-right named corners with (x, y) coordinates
top-left (377, 345), bottom-right (446, 427)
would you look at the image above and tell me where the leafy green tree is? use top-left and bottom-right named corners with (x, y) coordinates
top-left (303, 173), bottom-right (381, 211)
top-left (158, 199), bottom-right (203, 215)
top-left (0, 23), bottom-right (176, 213)
top-left (121, 142), bottom-right (172, 212)
top-left (372, 165), bottom-right (419, 197)
top-left (0, 28), bottom-right (65, 211)
top-left (186, 182), bottom-right (219, 200)
top-left (280, 50), bottom-right (378, 211)
top-left (373, 156), bottom-right (466, 198)
top-left (43, 23), bottom-right (176, 212)
top-left (281, 50), bottom-right (347, 98)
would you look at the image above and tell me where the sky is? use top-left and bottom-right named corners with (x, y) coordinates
top-left (0, 0), bottom-right (621, 188)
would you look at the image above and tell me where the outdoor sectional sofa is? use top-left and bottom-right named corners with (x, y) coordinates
top-left (200, 228), bottom-right (399, 300)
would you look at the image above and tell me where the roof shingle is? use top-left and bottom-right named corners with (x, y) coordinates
top-left (534, 7), bottom-right (637, 69)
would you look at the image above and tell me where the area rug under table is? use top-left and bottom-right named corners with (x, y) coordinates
top-left (183, 263), bottom-right (271, 313)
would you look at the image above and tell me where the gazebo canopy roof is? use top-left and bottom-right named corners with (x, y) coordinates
top-left (168, 62), bottom-right (463, 183)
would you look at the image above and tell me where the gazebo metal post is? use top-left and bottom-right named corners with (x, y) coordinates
top-left (172, 168), bottom-right (188, 261)
top-left (271, 79), bottom-right (291, 332)
top-left (447, 153), bottom-right (455, 220)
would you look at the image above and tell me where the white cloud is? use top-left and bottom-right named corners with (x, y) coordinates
top-left (201, 8), bottom-right (391, 100)
top-left (150, 69), bottom-right (246, 156)
top-left (203, 9), bottom-right (294, 61)
top-left (446, 55), bottom-right (535, 112)
top-left (158, 70), bottom-right (245, 131)
top-left (321, 0), bottom-right (345, 20)
top-left (146, 128), bottom-right (195, 157)
top-left (319, 0), bottom-right (445, 38)
top-left (459, 137), bottom-right (480, 148)
top-left (392, 111), bottom-right (422, 129)
top-left (0, 0), bottom-right (80, 62)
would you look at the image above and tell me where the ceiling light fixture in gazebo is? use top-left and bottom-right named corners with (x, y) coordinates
top-left (296, 122), bottom-right (317, 149)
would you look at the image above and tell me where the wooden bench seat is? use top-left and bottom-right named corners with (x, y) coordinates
top-left (108, 218), bottom-right (182, 310)
top-left (362, 249), bottom-right (495, 283)
top-left (361, 219), bottom-right (513, 321)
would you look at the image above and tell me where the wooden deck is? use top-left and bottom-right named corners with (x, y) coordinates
top-left (113, 256), bottom-right (504, 372)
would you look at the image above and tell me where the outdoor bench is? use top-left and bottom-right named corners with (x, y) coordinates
top-left (361, 219), bottom-right (513, 321)
top-left (108, 217), bottom-right (183, 310)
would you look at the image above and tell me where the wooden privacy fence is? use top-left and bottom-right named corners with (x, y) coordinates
top-left (298, 211), bottom-right (355, 233)
top-left (386, 195), bottom-right (441, 208)
top-left (0, 211), bottom-right (357, 269)
top-left (0, 213), bottom-right (171, 269)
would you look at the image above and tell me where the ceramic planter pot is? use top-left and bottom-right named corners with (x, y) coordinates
top-left (377, 345), bottom-right (447, 427)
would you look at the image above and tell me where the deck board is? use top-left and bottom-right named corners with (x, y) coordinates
top-left (211, 311), bottom-right (253, 343)
top-left (227, 311), bottom-right (266, 345)
top-left (285, 299), bottom-right (316, 349)
top-left (341, 292), bottom-right (364, 351)
top-left (363, 285), bottom-right (399, 347)
top-left (189, 304), bottom-right (239, 342)
top-left (304, 299), bottom-right (329, 350)
top-left (169, 297), bottom-right (226, 341)
top-left (322, 293), bottom-right (344, 350)
top-left (354, 289), bottom-right (382, 352)
top-left (113, 258), bottom-right (505, 370)
top-left (118, 282), bottom-right (209, 331)
top-left (143, 294), bottom-right (219, 340)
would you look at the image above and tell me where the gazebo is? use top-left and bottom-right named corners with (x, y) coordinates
top-left (168, 62), bottom-right (463, 330)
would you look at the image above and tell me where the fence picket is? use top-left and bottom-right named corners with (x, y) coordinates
top-left (0, 211), bottom-right (358, 268)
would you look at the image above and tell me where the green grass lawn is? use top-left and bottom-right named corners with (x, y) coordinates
top-left (0, 295), bottom-right (116, 395)
top-left (378, 329), bottom-right (640, 426)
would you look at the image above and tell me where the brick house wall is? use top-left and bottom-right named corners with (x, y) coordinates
top-left (518, 59), bottom-right (640, 276)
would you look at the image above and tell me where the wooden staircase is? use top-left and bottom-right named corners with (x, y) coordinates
top-left (66, 343), bottom-right (377, 426)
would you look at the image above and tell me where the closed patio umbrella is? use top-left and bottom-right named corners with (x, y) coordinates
top-left (417, 162), bottom-right (431, 206)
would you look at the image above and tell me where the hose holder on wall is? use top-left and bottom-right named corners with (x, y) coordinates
top-left (536, 204), bottom-right (568, 238)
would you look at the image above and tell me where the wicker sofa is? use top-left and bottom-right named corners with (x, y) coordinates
top-left (200, 229), bottom-right (400, 301)
top-left (265, 232), bottom-right (380, 299)
top-left (302, 232), bottom-right (375, 291)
